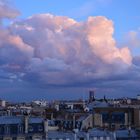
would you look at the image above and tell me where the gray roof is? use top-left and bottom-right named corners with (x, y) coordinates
top-left (29, 117), bottom-right (43, 123)
top-left (0, 116), bottom-right (43, 125)
top-left (89, 128), bottom-right (112, 137)
top-left (88, 101), bottom-right (109, 109)
top-left (48, 129), bottom-right (140, 140)
top-left (48, 131), bottom-right (74, 139)
top-left (116, 130), bottom-right (138, 138)
top-left (0, 116), bottom-right (22, 124)
top-left (48, 129), bottom-right (114, 139)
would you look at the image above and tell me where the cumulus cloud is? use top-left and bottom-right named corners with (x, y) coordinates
top-left (1, 2), bottom-right (140, 97)
top-left (5, 13), bottom-right (132, 86)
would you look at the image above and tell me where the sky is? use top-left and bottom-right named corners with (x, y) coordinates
top-left (0, 0), bottom-right (140, 101)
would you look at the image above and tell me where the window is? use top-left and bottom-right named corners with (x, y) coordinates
top-left (17, 137), bottom-right (25, 140)
top-left (28, 126), bottom-right (33, 132)
top-left (106, 137), bottom-right (110, 140)
top-left (93, 137), bottom-right (97, 140)
top-left (12, 137), bottom-right (17, 140)
top-left (100, 137), bottom-right (103, 140)
top-left (38, 125), bottom-right (43, 132)
top-left (18, 125), bottom-right (23, 133)
top-left (4, 125), bottom-right (10, 134)
top-left (34, 136), bottom-right (42, 140)
top-left (0, 127), bottom-right (2, 134)
top-left (26, 136), bottom-right (32, 140)
top-left (4, 138), bottom-right (11, 140)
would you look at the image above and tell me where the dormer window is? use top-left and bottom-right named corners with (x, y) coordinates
top-left (18, 125), bottom-right (23, 133)
top-left (38, 125), bottom-right (43, 131)
top-left (4, 125), bottom-right (10, 134)
top-left (28, 125), bottom-right (33, 132)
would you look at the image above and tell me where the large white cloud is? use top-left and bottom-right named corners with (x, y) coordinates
top-left (0, 0), bottom-right (134, 87)
top-left (1, 1), bottom-right (140, 100)
top-left (11, 14), bottom-right (132, 65)
top-left (0, 13), bottom-right (133, 85)
top-left (1, 1), bottom-right (140, 101)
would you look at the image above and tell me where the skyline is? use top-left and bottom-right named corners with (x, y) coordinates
top-left (0, 0), bottom-right (140, 101)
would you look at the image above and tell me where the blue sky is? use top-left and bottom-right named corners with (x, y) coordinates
top-left (0, 0), bottom-right (140, 101)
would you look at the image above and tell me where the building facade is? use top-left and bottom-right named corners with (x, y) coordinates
top-left (0, 116), bottom-right (47, 140)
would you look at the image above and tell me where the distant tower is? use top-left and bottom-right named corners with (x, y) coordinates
top-left (89, 90), bottom-right (95, 102)
top-left (104, 95), bottom-right (107, 102)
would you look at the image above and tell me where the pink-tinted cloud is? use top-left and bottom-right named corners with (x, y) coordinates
top-left (0, 0), bottom-right (135, 88)
top-left (0, 0), bottom-right (19, 20)
top-left (1, 2), bottom-right (140, 100)
top-left (0, 1), bottom-right (33, 72)
top-left (4, 13), bottom-right (132, 86)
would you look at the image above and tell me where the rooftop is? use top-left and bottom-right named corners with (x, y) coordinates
top-left (0, 116), bottom-right (44, 125)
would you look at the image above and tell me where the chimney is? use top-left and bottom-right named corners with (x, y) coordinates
top-left (113, 131), bottom-right (116, 140)
top-left (73, 131), bottom-right (77, 140)
top-left (51, 113), bottom-right (53, 120)
top-left (44, 119), bottom-right (48, 140)
top-left (73, 114), bottom-right (75, 129)
top-left (128, 126), bottom-right (131, 136)
top-left (86, 132), bottom-right (89, 140)
top-left (24, 115), bottom-right (29, 134)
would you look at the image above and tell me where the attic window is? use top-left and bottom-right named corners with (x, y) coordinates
top-left (38, 125), bottom-right (43, 131)
top-left (28, 125), bottom-right (33, 132)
